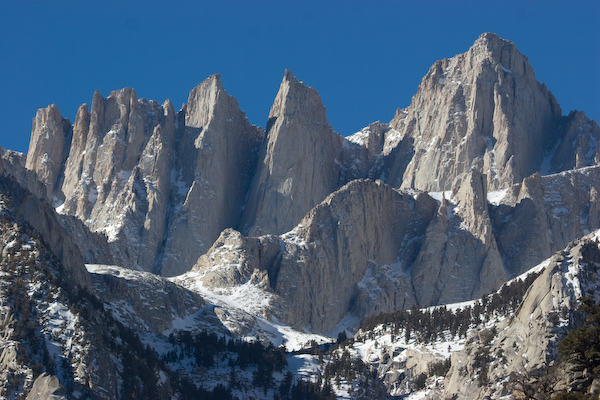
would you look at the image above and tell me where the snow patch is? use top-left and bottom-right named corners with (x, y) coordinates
top-left (428, 191), bottom-right (453, 204)
top-left (487, 188), bottom-right (508, 205)
top-left (499, 63), bottom-right (512, 74)
top-left (540, 138), bottom-right (562, 175)
top-left (281, 225), bottom-right (308, 248)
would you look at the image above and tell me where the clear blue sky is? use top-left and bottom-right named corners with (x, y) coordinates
top-left (1, 1), bottom-right (599, 154)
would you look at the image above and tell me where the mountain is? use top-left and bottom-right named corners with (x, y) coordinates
top-left (1, 32), bottom-right (600, 398)
top-left (388, 32), bottom-right (564, 191)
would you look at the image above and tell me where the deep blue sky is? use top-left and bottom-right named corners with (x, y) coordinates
top-left (1, 1), bottom-right (599, 154)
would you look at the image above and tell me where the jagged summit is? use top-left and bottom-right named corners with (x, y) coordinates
top-left (3, 33), bottom-right (598, 281)
top-left (4, 34), bottom-right (598, 281)
top-left (2, 33), bottom-right (600, 399)
top-left (471, 32), bottom-right (520, 62)
top-left (386, 32), bottom-right (563, 191)
top-left (12, 75), bottom-right (265, 277)
top-left (468, 32), bottom-right (541, 81)
top-left (268, 69), bottom-right (331, 127)
top-left (185, 73), bottom-right (237, 129)
top-left (25, 103), bottom-right (72, 199)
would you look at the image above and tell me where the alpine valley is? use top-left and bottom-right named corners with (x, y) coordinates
top-left (1, 33), bottom-right (599, 399)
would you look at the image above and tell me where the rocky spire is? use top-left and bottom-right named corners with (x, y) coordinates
top-left (25, 104), bottom-right (72, 199)
top-left (240, 70), bottom-right (344, 236)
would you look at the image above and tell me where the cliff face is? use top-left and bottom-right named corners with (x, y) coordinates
top-left (17, 76), bottom-right (264, 276)
top-left (240, 70), bottom-right (344, 236)
top-left (185, 165), bottom-right (600, 333)
top-left (160, 75), bottom-right (264, 276)
top-left (385, 32), bottom-right (563, 191)
top-left (273, 179), bottom-right (437, 332)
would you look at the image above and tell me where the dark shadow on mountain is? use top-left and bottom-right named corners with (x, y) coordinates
top-left (382, 135), bottom-right (415, 188)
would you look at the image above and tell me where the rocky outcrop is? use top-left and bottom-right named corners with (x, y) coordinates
top-left (26, 373), bottom-right (66, 400)
top-left (411, 169), bottom-right (506, 306)
top-left (241, 70), bottom-right (344, 236)
top-left (273, 179), bottom-right (437, 332)
top-left (25, 104), bottom-right (72, 199)
top-left (172, 228), bottom-right (284, 333)
top-left (342, 121), bottom-right (389, 181)
top-left (1, 149), bottom-right (48, 199)
top-left (385, 32), bottom-right (562, 191)
top-left (86, 264), bottom-right (208, 333)
top-left (546, 110), bottom-right (600, 173)
top-left (190, 228), bottom-right (281, 291)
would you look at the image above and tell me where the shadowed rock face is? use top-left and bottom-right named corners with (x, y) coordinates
top-left (86, 264), bottom-right (207, 334)
top-left (25, 373), bottom-right (66, 400)
top-left (0, 174), bottom-right (91, 291)
top-left (547, 110), bottom-right (600, 173)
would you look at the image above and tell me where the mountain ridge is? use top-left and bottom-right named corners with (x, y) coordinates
top-left (1, 31), bottom-right (599, 399)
